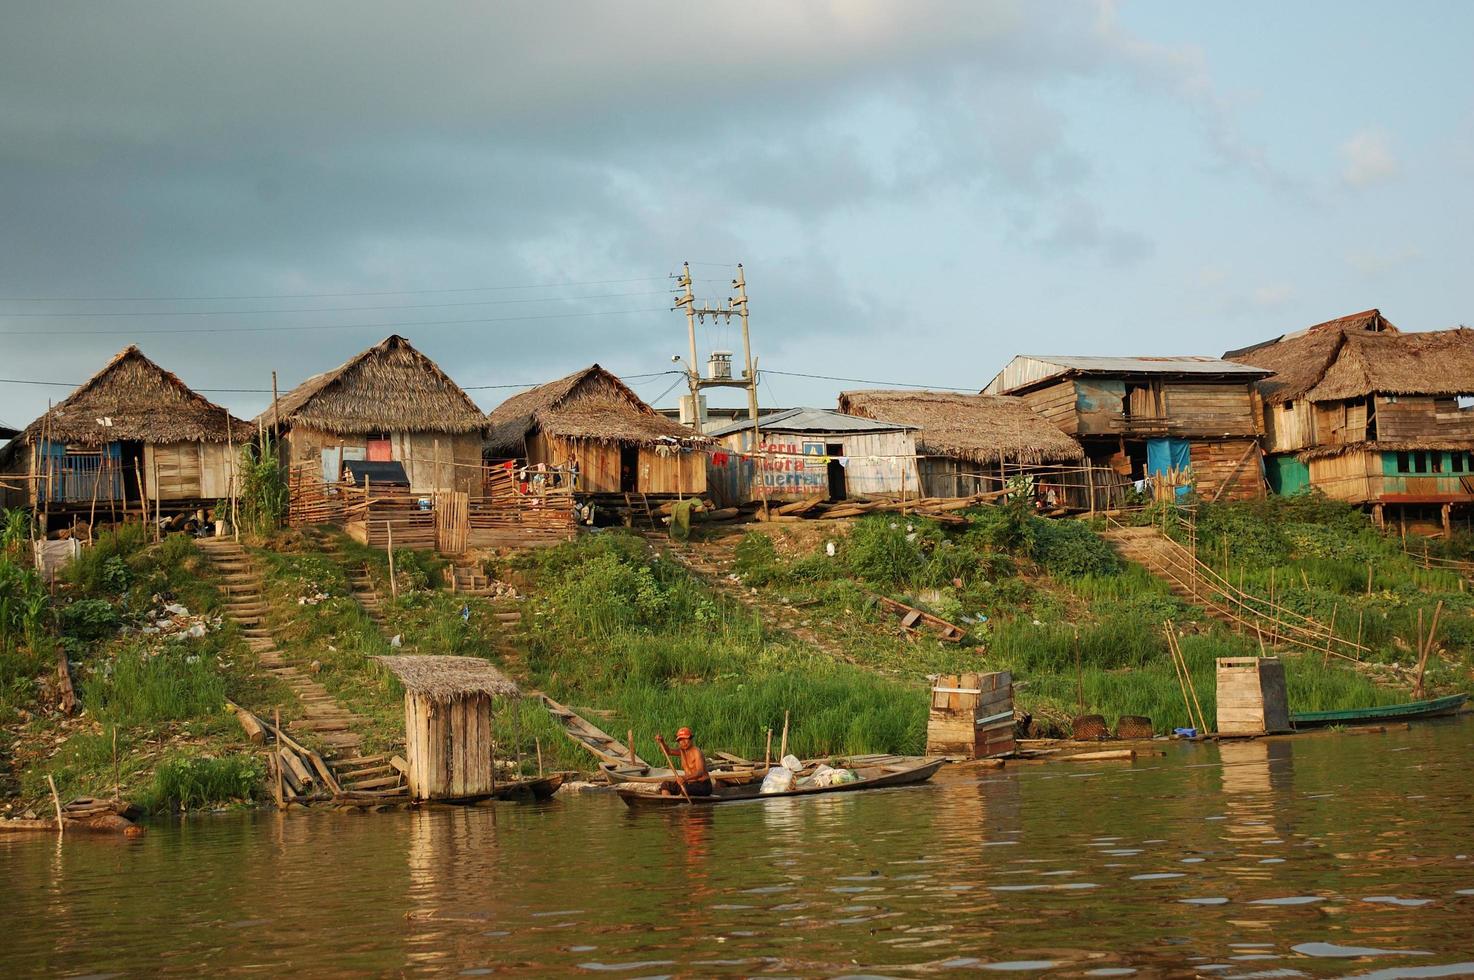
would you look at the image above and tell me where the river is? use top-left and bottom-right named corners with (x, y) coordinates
top-left (4, 719), bottom-right (1474, 977)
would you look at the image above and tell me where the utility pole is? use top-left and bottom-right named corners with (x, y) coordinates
top-left (729, 265), bottom-right (769, 518)
top-left (673, 263), bottom-right (704, 432)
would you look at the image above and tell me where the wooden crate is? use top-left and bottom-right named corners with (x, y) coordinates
top-left (926, 671), bottom-right (1014, 758)
top-left (1215, 657), bottom-right (1290, 735)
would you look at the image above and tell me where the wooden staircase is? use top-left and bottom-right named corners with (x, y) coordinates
top-left (1100, 525), bottom-right (1366, 660)
top-left (197, 537), bottom-right (407, 801)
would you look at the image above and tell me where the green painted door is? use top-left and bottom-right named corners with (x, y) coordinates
top-left (1266, 456), bottom-right (1309, 495)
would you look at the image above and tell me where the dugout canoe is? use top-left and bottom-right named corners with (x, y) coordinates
top-left (617, 757), bottom-right (947, 808)
top-left (490, 772), bottom-right (567, 802)
top-left (1291, 693), bottom-right (1467, 728)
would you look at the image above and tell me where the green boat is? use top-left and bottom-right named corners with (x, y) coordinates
top-left (1291, 693), bottom-right (1468, 728)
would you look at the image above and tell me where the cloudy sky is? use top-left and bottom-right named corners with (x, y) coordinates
top-left (1, 1), bottom-right (1470, 428)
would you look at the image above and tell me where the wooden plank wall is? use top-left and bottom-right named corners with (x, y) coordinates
top-left (1308, 450), bottom-right (1377, 503)
top-left (1190, 438), bottom-right (1264, 501)
top-left (288, 427), bottom-right (485, 498)
top-left (535, 434), bottom-right (705, 495)
top-left (143, 442), bottom-right (238, 501)
top-left (1376, 395), bottom-right (1474, 441)
top-left (1018, 380), bottom-right (1080, 435)
top-left (1074, 378), bottom-right (1126, 435)
top-left (1162, 384), bottom-right (1257, 437)
top-left (405, 692), bottom-right (495, 800)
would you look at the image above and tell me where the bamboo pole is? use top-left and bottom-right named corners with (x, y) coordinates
top-left (536, 738), bottom-right (544, 777)
top-left (779, 709), bottom-right (790, 760)
top-left (47, 774), bottom-right (64, 836)
top-left (386, 520), bottom-right (397, 601)
top-left (1163, 624), bottom-right (1196, 731)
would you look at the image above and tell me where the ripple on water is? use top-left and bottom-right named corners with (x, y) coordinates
top-left (1181, 897), bottom-right (1231, 905)
top-left (1362, 896), bottom-right (1433, 907)
top-left (1253, 896), bottom-right (1323, 906)
top-left (1131, 873), bottom-right (1186, 880)
top-left (1290, 942), bottom-right (1431, 957)
top-left (980, 961), bottom-right (1059, 971)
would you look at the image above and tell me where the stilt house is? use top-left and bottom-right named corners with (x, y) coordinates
top-left (263, 335), bottom-right (487, 497)
top-left (483, 365), bottom-right (706, 496)
top-left (1224, 309), bottom-right (1474, 533)
top-left (704, 407), bottom-right (919, 506)
top-left (983, 355), bottom-right (1271, 502)
top-left (0, 346), bottom-right (247, 515)
top-left (837, 390), bottom-right (1085, 501)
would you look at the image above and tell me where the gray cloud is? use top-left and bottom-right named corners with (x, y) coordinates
top-left (0, 2), bottom-right (1260, 424)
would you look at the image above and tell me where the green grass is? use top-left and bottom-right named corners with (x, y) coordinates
top-left (83, 642), bottom-right (229, 727)
top-left (140, 752), bottom-right (264, 812)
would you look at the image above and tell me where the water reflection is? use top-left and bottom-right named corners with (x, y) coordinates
top-left (3, 720), bottom-right (1474, 975)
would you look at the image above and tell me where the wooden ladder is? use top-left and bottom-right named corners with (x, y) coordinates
top-left (624, 492), bottom-right (657, 530)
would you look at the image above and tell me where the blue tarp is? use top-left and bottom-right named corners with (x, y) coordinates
top-left (1146, 438), bottom-right (1192, 497)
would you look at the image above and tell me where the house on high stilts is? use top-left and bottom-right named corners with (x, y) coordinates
top-left (984, 354), bottom-right (1272, 504)
top-left (0, 346), bottom-right (248, 526)
top-left (1224, 309), bottom-right (1474, 536)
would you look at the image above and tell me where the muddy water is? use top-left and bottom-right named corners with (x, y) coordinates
top-left (4, 719), bottom-right (1474, 977)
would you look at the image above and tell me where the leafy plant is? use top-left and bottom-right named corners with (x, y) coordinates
top-left (238, 438), bottom-right (288, 534)
top-left (60, 598), bottom-right (120, 642)
top-left (143, 752), bottom-right (263, 812)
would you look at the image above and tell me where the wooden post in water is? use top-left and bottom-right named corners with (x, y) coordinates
top-left (764, 727), bottom-right (773, 770)
top-left (628, 729), bottom-right (636, 766)
top-left (536, 738), bottom-right (544, 777)
top-left (274, 707), bottom-right (284, 809)
top-left (779, 710), bottom-right (790, 760)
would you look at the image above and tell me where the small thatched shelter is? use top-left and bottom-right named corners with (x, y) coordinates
top-left (378, 655), bottom-right (521, 802)
top-left (839, 390), bottom-right (1084, 499)
top-left (0, 346), bottom-right (248, 512)
top-left (484, 364), bottom-right (706, 496)
top-left (262, 335), bottom-right (487, 496)
top-left (1225, 309), bottom-right (1474, 531)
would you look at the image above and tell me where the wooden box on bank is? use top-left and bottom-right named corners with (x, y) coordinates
top-left (1215, 657), bottom-right (1291, 736)
top-left (926, 671), bottom-right (1014, 758)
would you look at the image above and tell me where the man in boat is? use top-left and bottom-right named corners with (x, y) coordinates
top-left (655, 727), bottom-right (712, 797)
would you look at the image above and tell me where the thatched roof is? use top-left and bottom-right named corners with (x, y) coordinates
top-left (838, 389), bottom-right (1084, 465)
top-left (377, 655), bottom-right (522, 700)
top-left (1298, 438), bottom-right (1474, 463)
top-left (484, 364), bottom-right (702, 456)
top-left (1225, 309), bottom-right (1474, 403)
top-left (261, 335), bottom-right (486, 435)
top-left (8, 346), bottom-right (248, 449)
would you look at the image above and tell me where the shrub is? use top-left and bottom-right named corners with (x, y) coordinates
top-left (845, 517), bottom-right (926, 587)
top-left (144, 753), bottom-right (263, 811)
top-left (60, 598), bottom-right (119, 642)
top-left (1031, 519), bottom-right (1120, 578)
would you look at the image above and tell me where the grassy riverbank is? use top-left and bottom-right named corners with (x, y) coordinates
top-left (1, 521), bottom-right (285, 815)
top-left (4, 491), bottom-right (1466, 815)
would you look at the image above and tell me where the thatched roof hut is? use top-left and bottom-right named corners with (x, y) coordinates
top-left (7, 345), bottom-right (248, 450)
top-left (261, 334), bottom-right (485, 435)
top-left (484, 365), bottom-right (706, 496)
top-left (838, 390), bottom-right (1083, 466)
top-left (1224, 310), bottom-right (1474, 403)
top-left (377, 655), bottom-right (521, 802)
top-left (378, 655), bottom-right (522, 699)
top-left (484, 364), bottom-right (698, 456)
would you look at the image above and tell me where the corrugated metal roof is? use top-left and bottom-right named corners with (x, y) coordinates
top-left (1020, 355), bottom-right (1270, 374)
top-left (704, 407), bottom-right (915, 438)
top-left (984, 354), bottom-right (1270, 395)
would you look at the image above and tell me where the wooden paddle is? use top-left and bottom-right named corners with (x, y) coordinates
top-left (655, 737), bottom-right (692, 804)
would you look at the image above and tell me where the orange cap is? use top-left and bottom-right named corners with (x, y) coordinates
top-left (676, 727), bottom-right (693, 741)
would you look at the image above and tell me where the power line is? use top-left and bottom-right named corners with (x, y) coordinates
top-left (0, 369), bottom-right (684, 395)
top-left (0, 306), bottom-right (672, 338)
top-left (0, 289), bottom-right (673, 318)
top-left (0, 275), bottom-right (676, 303)
top-left (764, 368), bottom-right (976, 392)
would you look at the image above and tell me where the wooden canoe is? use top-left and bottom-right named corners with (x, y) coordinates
top-left (617, 757), bottom-right (947, 808)
top-left (1291, 693), bottom-right (1468, 728)
top-left (490, 772), bottom-right (567, 802)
